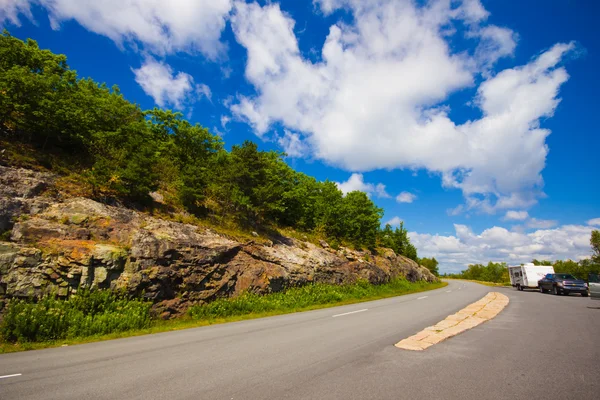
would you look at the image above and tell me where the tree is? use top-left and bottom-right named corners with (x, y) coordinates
top-left (314, 181), bottom-right (345, 239)
top-left (591, 230), bottom-right (600, 263)
top-left (553, 260), bottom-right (584, 279)
top-left (340, 191), bottom-right (383, 250)
top-left (378, 224), bottom-right (395, 250)
top-left (453, 262), bottom-right (508, 283)
top-left (146, 109), bottom-right (223, 212)
top-left (404, 243), bottom-right (418, 262)
top-left (420, 257), bottom-right (439, 276)
top-left (532, 259), bottom-right (553, 266)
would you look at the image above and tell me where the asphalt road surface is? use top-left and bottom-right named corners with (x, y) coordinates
top-left (1, 280), bottom-right (599, 400)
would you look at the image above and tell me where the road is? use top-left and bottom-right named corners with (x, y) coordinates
top-left (1, 280), bottom-right (599, 400)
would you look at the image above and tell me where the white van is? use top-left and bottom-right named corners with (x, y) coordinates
top-left (509, 263), bottom-right (555, 291)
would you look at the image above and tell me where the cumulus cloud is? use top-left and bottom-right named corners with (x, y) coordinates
top-left (277, 130), bottom-right (309, 158)
top-left (230, 0), bottom-right (575, 214)
top-left (1, 0), bottom-right (232, 59)
top-left (526, 218), bottom-right (558, 229)
top-left (221, 115), bottom-right (231, 130)
top-left (458, 0), bottom-right (489, 23)
top-left (588, 218), bottom-right (600, 226)
top-left (410, 223), bottom-right (597, 273)
top-left (0, 0), bottom-right (33, 26)
top-left (471, 25), bottom-right (518, 72)
top-left (196, 84), bottom-right (212, 102)
top-left (385, 216), bottom-right (403, 227)
top-left (132, 58), bottom-right (208, 109)
top-left (504, 210), bottom-right (529, 221)
top-left (335, 173), bottom-right (390, 198)
top-left (396, 192), bottom-right (417, 204)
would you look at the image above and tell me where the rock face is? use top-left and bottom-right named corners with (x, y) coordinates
top-left (0, 166), bottom-right (438, 318)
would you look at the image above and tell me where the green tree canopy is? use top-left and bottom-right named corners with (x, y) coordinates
top-left (0, 31), bottom-right (416, 252)
top-left (420, 257), bottom-right (439, 276)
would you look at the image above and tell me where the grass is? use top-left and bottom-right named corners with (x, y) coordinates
top-left (0, 279), bottom-right (446, 354)
top-left (189, 278), bottom-right (443, 319)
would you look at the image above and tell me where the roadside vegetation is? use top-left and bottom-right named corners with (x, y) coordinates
top-left (443, 262), bottom-right (510, 285)
top-left (188, 278), bottom-right (444, 319)
top-left (0, 31), bottom-right (418, 256)
top-left (0, 290), bottom-right (151, 343)
top-left (418, 257), bottom-right (439, 277)
top-left (0, 279), bottom-right (446, 352)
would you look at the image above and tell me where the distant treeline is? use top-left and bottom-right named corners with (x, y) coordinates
top-left (443, 231), bottom-right (600, 283)
top-left (443, 262), bottom-right (509, 284)
top-left (0, 31), bottom-right (418, 256)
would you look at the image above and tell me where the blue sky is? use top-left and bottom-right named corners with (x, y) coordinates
top-left (2, 0), bottom-right (599, 272)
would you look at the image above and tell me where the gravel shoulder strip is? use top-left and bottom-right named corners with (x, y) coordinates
top-left (395, 291), bottom-right (509, 351)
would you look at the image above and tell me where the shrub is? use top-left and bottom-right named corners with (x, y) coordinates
top-left (0, 290), bottom-right (152, 343)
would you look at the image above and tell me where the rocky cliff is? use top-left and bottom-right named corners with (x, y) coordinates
top-left (0, 165), bottom-right (437, 318)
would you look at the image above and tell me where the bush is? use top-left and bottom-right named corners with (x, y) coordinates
top-left (0, 290), bottom-right (152, 343)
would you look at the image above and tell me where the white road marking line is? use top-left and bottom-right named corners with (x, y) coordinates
top-left (332, 309), bottom-right (368, 318)
top-left (0, 374), bottom-right (22, 379)
top-left (417, 296), bottom-right (428, 300)
top-left (446, 290), bottom-right (452, 293)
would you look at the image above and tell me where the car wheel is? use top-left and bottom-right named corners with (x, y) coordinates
top-left (539, 285), bottom-right (543, 293)
top-left (582, 291), bottom-right (589, 297)
top-left (552, 286), bottom-right (558, 295)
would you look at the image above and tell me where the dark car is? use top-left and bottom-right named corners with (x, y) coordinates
top-left (538, 273), bottom-right (588, 296)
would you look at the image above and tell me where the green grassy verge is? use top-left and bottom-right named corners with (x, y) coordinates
top-left (0, 279), bottom-right (446, 353)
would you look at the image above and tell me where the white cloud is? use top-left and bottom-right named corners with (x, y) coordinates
top-left (0, 0), bottom-right (33, 26)
top-left (221, 115), bottom-right (231, 130)
top-left (504, 210), bottom-right (529, 221)
top-left (132, 58), bottom-right (207, 109)
top-left (385, 216), bottom-right (403, 227)
top-left (2, 0), bottom-right (232, 59)
top-left (471, 25), bottom-right (518, 72)
top-left (587, 218), bottom-right (600, 226)
top-left (410, 222), bottom-right (596, 273)
top-left (375, 183), bottom-right (390, 199)
top-left (196, 83), bottom-right (212, 102)
top-left (335, 173), bottom-right (389, 198)
top-left (458, 0), bottom-right (489, 23)
top-left (277, 130), bottom-right (309, 158)
top-left (447, 205), bottom-right (465, 216)
top-left (396, 192), bottom-right (417, 204)
top-left (230, 0), bottom-right (576, 214)
top-left (526, 218), bottom-right (558, 229)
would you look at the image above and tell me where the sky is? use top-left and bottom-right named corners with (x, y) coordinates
top-left (1, 0), bottom-right (599, 273)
